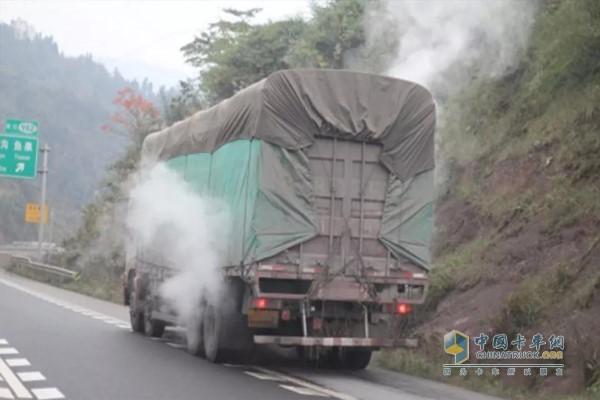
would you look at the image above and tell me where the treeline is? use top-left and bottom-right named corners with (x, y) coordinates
top-left (0, 20), bottom-right (161, 243)
top-left (165, 0), bottom-right (393, 124)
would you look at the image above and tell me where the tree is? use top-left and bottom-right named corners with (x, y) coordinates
top-left (181, 8), bottom-right (306, 103)
top-left (177, 1), bottom-right (386, 109)
top-left (101, 87), bottom-right (161, 148)
top-left (161, 79), bottom-right (205, 125)
top-left (286, 0), bottom-right (369, 69)
top-left (59, 86), bottom-right (163, 299)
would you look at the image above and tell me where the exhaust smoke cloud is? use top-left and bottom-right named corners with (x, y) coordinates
top-left (367, 0), bottom-right (538, 97)
top-left (357, 0), bottom-right (538, 189)
top-left (126, 164), bottom-right (230, 325)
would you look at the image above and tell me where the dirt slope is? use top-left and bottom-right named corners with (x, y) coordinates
top-left (380, 1), bottom-right (600, 398)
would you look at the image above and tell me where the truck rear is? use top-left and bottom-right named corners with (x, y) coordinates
top-left (124, 69), bottom-right (435, 369)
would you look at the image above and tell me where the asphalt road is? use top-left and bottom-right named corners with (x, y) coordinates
top-left (0, 269), bottom-right (502, 400)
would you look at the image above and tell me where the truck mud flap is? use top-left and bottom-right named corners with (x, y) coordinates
top-left (253, 335), bottom-right (418, 348)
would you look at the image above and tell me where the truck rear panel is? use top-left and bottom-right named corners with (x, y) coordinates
top-left (249, 136), bottom-right (428, 304)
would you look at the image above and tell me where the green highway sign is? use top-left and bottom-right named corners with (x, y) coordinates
top-left (0, 133), bottom-right (39, 179)
top-left (4, 119), bottom-right (39, 136)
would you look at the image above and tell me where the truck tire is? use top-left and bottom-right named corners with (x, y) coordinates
top-left (129, 284), bottom-right (144, 333)
top-left (186, 310), bottom-right (204, 356)
top-left (331, 348), bottom-right (372, 370)
top-left (298, 347), bottom-right (328, 368)
top-left (202, 280), bottom-right (253, 363)
top-left (203, 304), bottom-right (223, 362)
top-left (143, 300), bottom-right (165, 338)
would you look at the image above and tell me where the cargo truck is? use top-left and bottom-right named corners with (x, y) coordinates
top-left (124, 69), bottom-right (436, 369)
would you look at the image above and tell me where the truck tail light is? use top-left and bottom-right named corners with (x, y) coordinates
top-left (396, 303), bottom-right (412, 315)
top-left (250, 298), bottom-right (282, 310)
top-left (254, 298), bottom-right (267, 309)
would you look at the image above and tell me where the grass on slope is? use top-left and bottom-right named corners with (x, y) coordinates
top-left (384, 1), bottom-right (600, 398)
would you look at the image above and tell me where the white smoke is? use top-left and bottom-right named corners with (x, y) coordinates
top-left (379, 0), bottom-right (538, 95)
top-left (126, 164), bottom-right (230, 324)
top-left (356, 0), bottom-right (538, 191)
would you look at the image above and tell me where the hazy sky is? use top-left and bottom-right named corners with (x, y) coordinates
top-left (0, 0), bottom-right (311, 89)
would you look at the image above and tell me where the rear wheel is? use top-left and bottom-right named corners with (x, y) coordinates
top-left (129, 283), bottom-right (144, 333)
top-left (186, 309), bottom-right (204, 356)
top-left (203, 280), bottom-right (253, 363)
top-left (203, 304), bottom-right (223, 362)
top-left (143, 299), bottom-right (165, 338)
top-left (330, 347), bottom-right (372, 370)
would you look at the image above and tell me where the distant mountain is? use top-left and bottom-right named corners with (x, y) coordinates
top-left (0, 21), bottom-right (159, 243)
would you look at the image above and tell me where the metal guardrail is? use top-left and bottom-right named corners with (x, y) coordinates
top-left (0, 252), bottom-right (11, 269)
top-left (9, 255), bottom-right (80, 281)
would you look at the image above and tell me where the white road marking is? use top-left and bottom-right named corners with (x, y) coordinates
top-left (1, 277), bottom-right (349, 399)
top-left (103, 319), bottom-right (123, 325)
top-left (5, 359), bottom-right (30, 368)
top-left (0, 349), bottom-right (18, 356)
top-left (80, 311), bottom-right (96, 316)
top-left (244, 371), bottom-right (284, 381)
top-left (92, 315), bottom-right (111, 320)
top-left (30, 388), bottom-right (64, 400)
top-left (104, 318), bottom-right (129, 326)
top-left (0, 358), bottom-right (32, 399)
top-left (0, 340), bottom-right (8, 345)
top-left (280, 384), bottom-right (330, 397)
top-left (0, 387), bottom-right (14, 399)
top-left (0, 278), bottom-right (133, 337)
top-left (17, 372), bottom-right (45, 382)
top-left (254, 367), bottom-right (357, 400)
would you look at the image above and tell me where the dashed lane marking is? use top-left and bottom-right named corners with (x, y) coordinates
top-left (0, 278), bottom-right (356, 399)
top-left (0, 279), bottom-right (131, 332)
top-left (0, 387), bottom-right (13, 399)
top-left (30, 388), bottom-right (64, 400)
top-left (5, 360), bottom-right (30, 368)
top-left (0, 340), bottom-right (63, 399)
top-left (253, 367), bottom-right (358, 400)
top-left (91, 315), bottom-right (113, 320)
top-left (16, 372), bottom-right (45, 383)
top-left (243, 371), bottom-right (284, 381)
top-left (279, 385), bottom-right (330, 397)
top-left (0, 357), bottom-right (32, 399)
top-left (103, 319), bottom-right (125, 325)
top-left (80, 312), bottom-right (96, 317)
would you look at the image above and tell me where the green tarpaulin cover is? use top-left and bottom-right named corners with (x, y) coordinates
top-left (144, 69), bottom-right (436, 270)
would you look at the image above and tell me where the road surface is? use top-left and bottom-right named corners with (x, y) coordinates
top-left (0, 269), bottom-right (502, 400)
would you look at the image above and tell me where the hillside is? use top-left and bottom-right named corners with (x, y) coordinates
top-left (0, 21), bottom-right (157, 243)
top-left (381, 1), bottom-right (600, 398)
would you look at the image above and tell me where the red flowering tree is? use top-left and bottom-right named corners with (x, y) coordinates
top-left (101, 87), bottom-right (161, 147)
